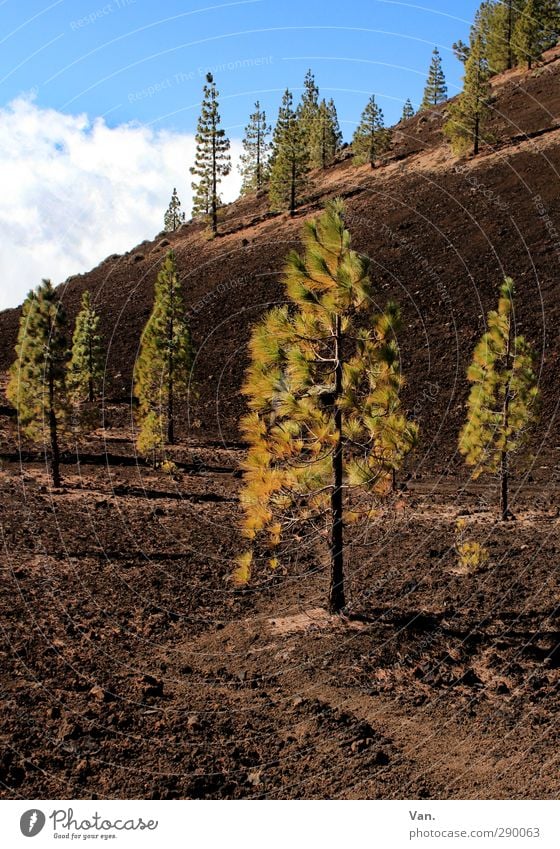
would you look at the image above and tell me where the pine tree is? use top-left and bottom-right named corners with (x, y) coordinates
top-left (133, 251), bottom-right (193, 452)
top-left (513, 0), bottom-right (559, 68)
top-left (309, 99), bottom-right (339, 169)
top-left (327, 98), bottom-right (343, 150)
top-left (239, 101), bottom-right (272, 195)
top-left (443, 32), bottom-right (492, 155)
top-left (190, 73), bottom-right (231, 235)
top-left (400, 98), bottom-right (415, 121)
top-left (421, 47), bottom-right (448, 108)
top-left (352, 95), bottom-right (391, 167)
top-left (269, 89), bottom-right (309, 214)
top-left (164, 187), bottom-right (186, 232)
top-left (297, 69), bottom-right (320, 140)
top-left (485, 0), bottom-right (526, 73)
top-left (7, 280), bottom-right (69, 487)
top-left (459, 278), bottom-right (539, 520)
top-left (236, 200), bottom-right (417, 612)
top-left (69, 290), bottom-right (103, 403)
top-left (540, 0), bottom-right (560, 50)
top-left (452, 39), bottom-right (470, 63)
top-left (513, 0), bottom-right (540, 68)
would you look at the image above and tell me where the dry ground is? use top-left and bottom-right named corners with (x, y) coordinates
top-left (0, 417), bottom-right (558, 800)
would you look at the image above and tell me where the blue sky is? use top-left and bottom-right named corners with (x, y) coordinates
top-left (0, 1), bottom-right (480, 308)
top-left (3, 0), bottom-right (479, 133)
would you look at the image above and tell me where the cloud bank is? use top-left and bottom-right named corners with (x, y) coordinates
top-left (0, 96), bottom-right (242, 310)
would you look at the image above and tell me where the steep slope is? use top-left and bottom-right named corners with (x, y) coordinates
top-left (1, 49), bottom-right (559, 469)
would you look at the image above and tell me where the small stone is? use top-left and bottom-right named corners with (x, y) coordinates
top-left (89, 685), bottom-right (105, 701)
top-left (373, 749), bottom-right (390, 765)
top-left (247, 770), bottom-right (261, 786)
top-left (141, 674), bottom-right (164, 698)
top-left (291, 696), bottom-right (304, 708)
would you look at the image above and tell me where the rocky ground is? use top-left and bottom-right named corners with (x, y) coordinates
top-left (0, 415), bottom-right (558, 800)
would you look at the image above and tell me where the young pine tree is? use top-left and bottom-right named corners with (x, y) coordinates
top-left (239, 101), bottom-right (272, 195)
top-left (190, 73), bottom-right (231, 235)
top-left (7, 280), bottom-right (69, 487)
top-left (459, 278), bottom-right (539, 521)
top-left (400, 98), bottom-right (415, 121)
top-left (444, 32), bottom-right (492, 156)
top-left (352, 95), bottom-right (391, 167)
top-left (236, 200), bottom-right (418, 612)
top-left (421, 47), bottom-right (448, 108)
top-left (69, 290), bottom-right (103, 403)
top-left (164, 187), bottom-right (186, 232)
top-left (269, 89), bottom-right (309, 214)
top-left (133, 251), bottom-right (193, 454)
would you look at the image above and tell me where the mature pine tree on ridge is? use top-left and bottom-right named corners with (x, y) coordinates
top-left (400, 98), bottom-right (415, 121)
top-left (190, 73), bottom-right (231, 235)
top-left (269, 89), bottom-right (309, 214)
top-left (352, 95), bottom-right (391, 167)
top-left (421, 47), bottom-right (448, 109)
top-left (239, 101), bottom-right (272, 195)
top-left (164, 188), bottom-right (186, 232)
top-left (444, 30), bottom-right (491, 156)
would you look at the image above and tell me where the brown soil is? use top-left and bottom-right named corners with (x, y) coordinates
top-left (0, 419), bottom-right (558, 799)
top-left (1, 51), bottom-right (560, 800)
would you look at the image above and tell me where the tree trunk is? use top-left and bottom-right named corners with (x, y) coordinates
top-left (211, 124), bottom-right (218, 234)
top-left (507, 0), bottom-right (513, 70)
top-left (256, 125), bottom-right (261, 190)
top-left (501, 310), bottom-right (514, 521)
top-left (501, 449), bottom-right (509, 521)
top-left (48, 367), bottom-right (61, 488)
top-left (88, 336), bottom-right (94, 403)
top-left (290, 157), bottom-right (296, 216)
top-left (328, 313), bottom-right (345, 614)
top-left (474, 111), bottom-right (480, 156)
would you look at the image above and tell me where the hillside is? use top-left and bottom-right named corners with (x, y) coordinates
top-left (1, 51), bottom-right (560, 802)
top-left (1, 47), bottom-right (560, 465)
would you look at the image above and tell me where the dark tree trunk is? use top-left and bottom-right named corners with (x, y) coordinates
top-left (256, 125), bottom-right (261, 190)
top-left (474, 111), bottom-right (480, 156)
top-left (48, 368), bottom-right (61, 488)
top-left (88, 336), bottom-right (94, 403)
top-left (501, 450), bottom-right (509, 521)
top-left (329, 313), bottom-right (345, 614)
top-left (211, 125), bottom-right (218, 235)
top-left (290, 157), bottom-right (296, 216)
top-left (501, 312), bottom-right (514, 521)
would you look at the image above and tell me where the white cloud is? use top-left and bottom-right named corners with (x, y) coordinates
top-left (0, 95), bottom-right (242, 310)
